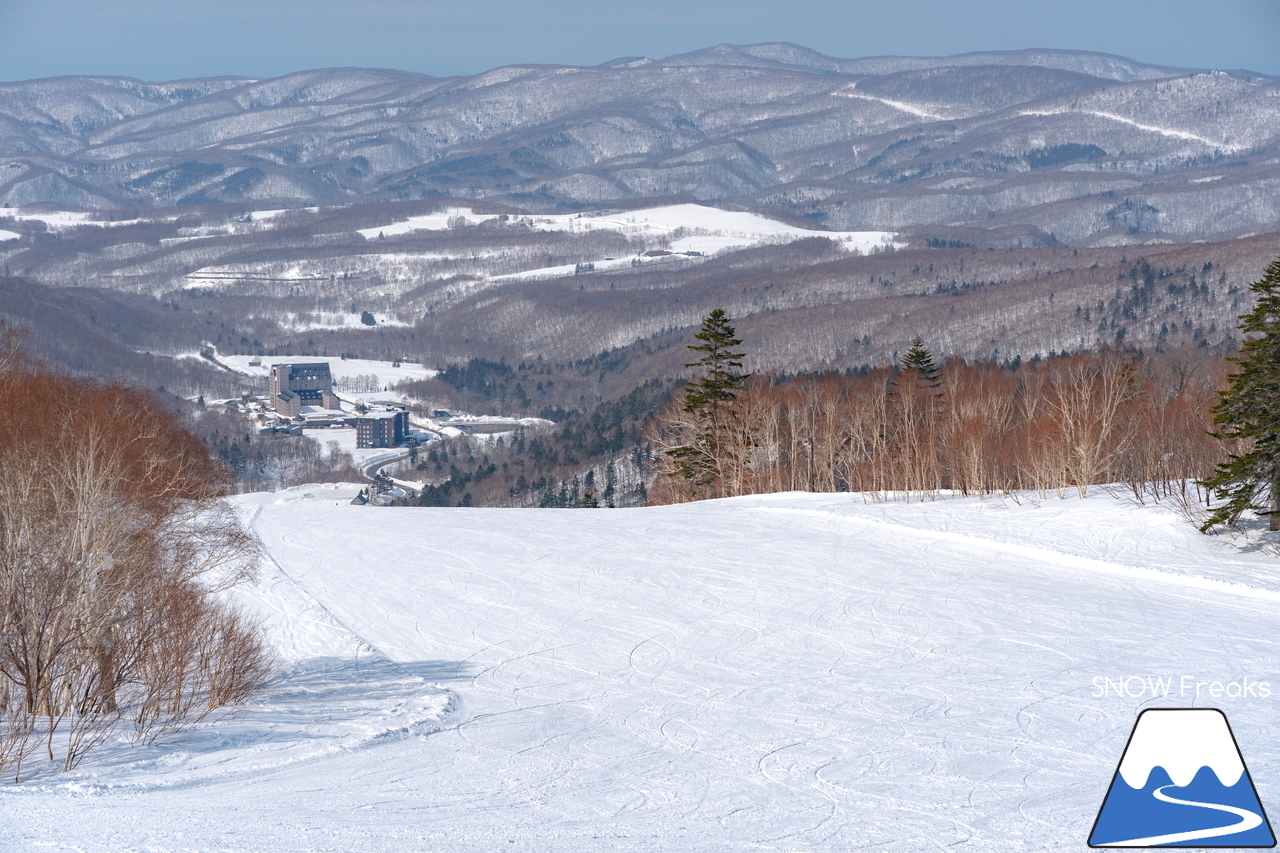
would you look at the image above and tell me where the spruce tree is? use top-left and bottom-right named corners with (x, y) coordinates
top-left (667, 309), bottom-right (749, 491)
top-left (683, 309), bottom-right (748, 422)
top-left (1199, 256), bottom-right (1280, 532)
top-left (603, 461), bottom-right (617, 503)
top-left (899, 335), bottom-right (941, 387)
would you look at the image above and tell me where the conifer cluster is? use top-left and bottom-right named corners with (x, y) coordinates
top-left (1200, 256), bottom-right (1280, 531)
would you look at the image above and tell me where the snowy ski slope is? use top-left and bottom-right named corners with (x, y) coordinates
top-left (2, 490), bottom-right (1279, 851)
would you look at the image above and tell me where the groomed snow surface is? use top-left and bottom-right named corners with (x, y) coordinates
top-left (4, 490), bottom-right (1280, 851)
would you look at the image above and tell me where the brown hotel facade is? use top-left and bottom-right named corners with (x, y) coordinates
top-left (269, 362), bottom-right (342, 416)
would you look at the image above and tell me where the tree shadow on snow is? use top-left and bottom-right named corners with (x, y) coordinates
top-left (276, 655), bottom-right (478, 689)
top-left (1208, 516), bottom-right (1280, 557)
top-left (16, 657), bottom-right (478, 784)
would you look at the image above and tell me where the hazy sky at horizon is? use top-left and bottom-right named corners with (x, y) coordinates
top-left (0, 0), bottom-right (1276, 82)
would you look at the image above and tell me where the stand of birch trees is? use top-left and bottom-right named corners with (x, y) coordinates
top-left (650, 349), bottom-right (1227, 505)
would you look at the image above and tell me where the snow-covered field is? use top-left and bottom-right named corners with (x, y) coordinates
top-left (485, 204), bottom-right (898, 282)
top-left (3, 490), bottom-right (1279, 851)
top-left (360, 203), bottom-right (897, 257)
top-left (249, 208), bottom-right (319, 223)
top-left (302, 426), bottom-right (409, 467)
top-left (160, 204), bottom-right (897, 297)
top-left (0, 210), bottom-right (151, 230)
top-left (281, 310), bottom-right (414, 331)
top-left (356, 208), bottom-right (482, 239)
top-left (217, 353), bottom-right (435, 385)
top-left (3, 210), bottom-right (104, 228)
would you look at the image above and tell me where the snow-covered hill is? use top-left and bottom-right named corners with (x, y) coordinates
top-left (2, 489), bottom-right (1278, 851)
top-left (359, 203), bottom-right (895, 257)
top-left (1, 44), bottom-right (1277, 243)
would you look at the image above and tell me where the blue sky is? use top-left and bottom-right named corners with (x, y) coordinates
top-left (0, 0), bottom-right (1276, 82)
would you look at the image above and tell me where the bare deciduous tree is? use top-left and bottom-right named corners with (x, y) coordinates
top-left (0, 343), bottom-right (272, 780)
top-left (651, 349), bottom-right (1226, 507)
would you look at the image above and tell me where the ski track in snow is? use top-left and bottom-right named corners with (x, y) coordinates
top-left (2, 491), bottom-right (1279, 851)
top-left (1021, 109), bottom-right (1235, 150)
top-left (836, 87), bottom-right (947, 121)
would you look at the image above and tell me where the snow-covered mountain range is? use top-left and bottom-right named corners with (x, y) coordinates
top-left (3, 44), bottom-right (1278, 243)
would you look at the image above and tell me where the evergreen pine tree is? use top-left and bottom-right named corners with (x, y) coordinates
top-left (1199, 256), bottom-right (1280, 532)
top-left (683, 309), bottom-right (748, 422)
top-left (899, 336), bottom-right (941, 387)
top-left (666, 309), bottom-right (749, 492)
top-left (603, 461), bottom-right (617, 502)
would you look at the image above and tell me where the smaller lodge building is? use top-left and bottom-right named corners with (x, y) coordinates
top-left (356, 410), bottom-right (409, 448)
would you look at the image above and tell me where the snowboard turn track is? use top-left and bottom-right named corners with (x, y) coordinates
top-left (2, 490), bottom-right (1279, 851)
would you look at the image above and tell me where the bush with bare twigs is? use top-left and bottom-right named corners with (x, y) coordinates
top-left (0, 334), bottom-right (272, 780)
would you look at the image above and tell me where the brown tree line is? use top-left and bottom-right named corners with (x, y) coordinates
top-left (650, 348), bottom-right (1228, 505)
top-left (0, 340), bottom-right (272, 780)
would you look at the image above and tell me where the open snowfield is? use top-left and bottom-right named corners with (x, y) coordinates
top-left (302, 426), bottom-right (413, 468)
top-left (2, 210), bottom-right (105, 228)
top-left (265, 310), bottom-right (417, 332)
top-left (3, 490), bottom-right (1280, 851)
top-left (217, 353), bottom-right (435, 385)
top-left (358, 203), bottom-right (897, 257)
top-left (484, 205), bottom-right (897, 282)
top-left (553, 204), bottom-right (897, 256)
top-left (165, 204), bottom-right (897, 293)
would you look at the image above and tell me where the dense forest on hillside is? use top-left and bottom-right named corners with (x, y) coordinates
top-left (2, 200), bottom-right (1273, 404)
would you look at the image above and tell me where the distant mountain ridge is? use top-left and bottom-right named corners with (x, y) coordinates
top-left (647, 43), bottom-right (1207, 81)
top-left (1, 43), bottom-right (1278, 245)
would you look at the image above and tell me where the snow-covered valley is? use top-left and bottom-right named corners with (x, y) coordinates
top-left (2, 489), bottom-right (1278, 851)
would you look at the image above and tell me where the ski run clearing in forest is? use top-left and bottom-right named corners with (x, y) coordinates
top-left (2, 488), bottom-right (1279, 851)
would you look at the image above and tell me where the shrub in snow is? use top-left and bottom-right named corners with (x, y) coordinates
top-left (0, 330), bottom-right (272, 779)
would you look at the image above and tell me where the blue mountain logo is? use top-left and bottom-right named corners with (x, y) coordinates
top-left (1090, 708), bottom-right (1275, 847)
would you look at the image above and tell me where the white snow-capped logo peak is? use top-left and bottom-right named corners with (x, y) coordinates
top-left (1118, 708), bottom-right (1244, 789)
